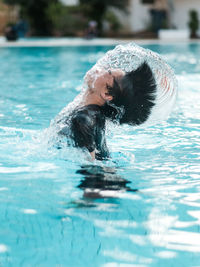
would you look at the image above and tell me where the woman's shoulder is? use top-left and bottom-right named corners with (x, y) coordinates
top-left (71, 104), bottom-right (102, 124)
top-left (76, 104), bottom-right (101, 112)
top-left (72, 104), bottom-right (102, 118)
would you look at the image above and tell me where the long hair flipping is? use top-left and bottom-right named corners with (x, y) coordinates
top-left (104, 61), bottom-right (157, 126)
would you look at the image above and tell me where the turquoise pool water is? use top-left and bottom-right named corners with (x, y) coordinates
top-left (0, 43), bottom-right (200, 267)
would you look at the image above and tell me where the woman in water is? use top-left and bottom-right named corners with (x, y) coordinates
top-left (54, 62), bottom-right (157, 160)
top-left (51, 43), bottom-right (177, 160)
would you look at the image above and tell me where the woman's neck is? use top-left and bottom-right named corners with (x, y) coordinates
top-left (81, 90), bottom-right (105, 107)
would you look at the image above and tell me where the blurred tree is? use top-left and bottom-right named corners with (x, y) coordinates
top-left (79, 0), bottom-right (128, 35)
top-left (47, 2), bottom-right (87, 36)
top-left (188, 10), bottom-right (199, 38)
top-left (3, 0), bottom-right (128, 36)
top-left (3, 0), bottom-right (58, 36)
top-left (104, 10), bottom-right (121, 32)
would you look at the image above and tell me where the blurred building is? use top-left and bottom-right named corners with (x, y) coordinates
top-left (60, 0), bottom-right (200, 36)
top-left (119, 0), bottom-right (200, 33)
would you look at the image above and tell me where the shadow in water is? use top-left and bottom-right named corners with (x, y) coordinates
top-left (60, 165), bottom-right (138, 210)
top-left (76, 165), bottom-right (138, 199)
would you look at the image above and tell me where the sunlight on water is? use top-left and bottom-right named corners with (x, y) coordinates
top-left (0, 44), bottom-right (200, 267)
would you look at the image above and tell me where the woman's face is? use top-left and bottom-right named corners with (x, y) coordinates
top-left (85, 67), bottom-right (124, 93)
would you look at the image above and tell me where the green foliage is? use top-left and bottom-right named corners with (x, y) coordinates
top-left (3, 0), bottom-right (58, 36)
top-left (188, 9), bottom-right (199, 37)
top-left (104, 10), bottom-right (121, 32)
top-left (79, 0), bottom-right (128, 10)
top-left (79, 0), bottom-right (128, 34)
top-left (3, 0), bottom-right (18, 5)
top-left (3, 0), bottom-right (128, 36)
top-left (46, 2), bottom-right (87, 36)
top-left (46, 2), bottom-right (64, 30)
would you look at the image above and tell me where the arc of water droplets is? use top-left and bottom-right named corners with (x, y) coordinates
top-left (83, 42), bottom-right (178, 126)
top-left (53, 43), bottom-right (178, 130)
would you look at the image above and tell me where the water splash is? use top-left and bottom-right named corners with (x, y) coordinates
top-left (50, 43), bottom-right (177, 137)
top-left (84, 42), bottom-right (178, 126)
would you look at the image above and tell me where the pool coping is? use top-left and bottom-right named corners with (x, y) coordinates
top-left (0, 37), bottom-right (200, 47)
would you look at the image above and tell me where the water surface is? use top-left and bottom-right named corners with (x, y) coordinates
top-left (0, 43), bottom-right (200, 267)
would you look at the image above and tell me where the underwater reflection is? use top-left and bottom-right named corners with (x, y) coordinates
top-left (76, 165), bottom-right (138, 199)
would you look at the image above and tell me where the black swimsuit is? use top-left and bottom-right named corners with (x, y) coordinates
top-left (58, 104), bottom-right (110, 160)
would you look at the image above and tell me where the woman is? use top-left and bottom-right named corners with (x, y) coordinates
top-left (51, 43), bottom-right (177, 160)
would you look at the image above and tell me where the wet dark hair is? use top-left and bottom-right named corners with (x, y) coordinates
top-left (102, 62), bottom-right (157, 125)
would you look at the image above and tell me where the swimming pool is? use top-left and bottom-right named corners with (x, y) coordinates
top-left (0, 43), bottom-right (200, 267)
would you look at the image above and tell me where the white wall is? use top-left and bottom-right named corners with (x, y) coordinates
top-left (121, 0), bottom-right (200, 33)
top-left (172, 0), bottom-right (200, 29)
top-left (109, 7), bottom-right (131, 31)
top-left (128, 0), bottom-right (152, 32)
